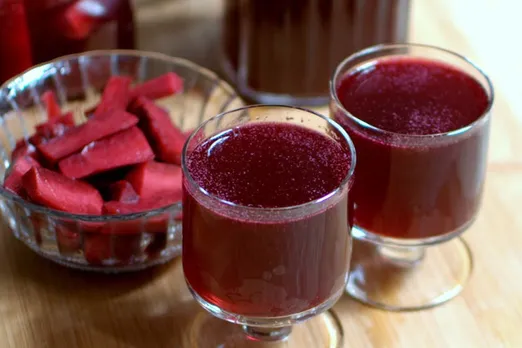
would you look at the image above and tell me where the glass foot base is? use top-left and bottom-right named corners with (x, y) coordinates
top-left (187, 310), bottom-right (343, 347)
top-left (346, 236), bottom-right (473, 311)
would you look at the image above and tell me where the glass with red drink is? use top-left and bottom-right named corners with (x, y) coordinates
top-left (330, 44), bottom-right (493, 310)
top-left (0, 0), bottom-right (135, 84)
top-left (24, 0), bottom-right (135, 64)
top-left (182, 105), bottom-right (355, 346)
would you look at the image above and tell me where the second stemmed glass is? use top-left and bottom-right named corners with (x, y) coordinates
top-left (330, 44), bottom-right (494, 311)
top-left (182, 105), bottom-right (356, 347)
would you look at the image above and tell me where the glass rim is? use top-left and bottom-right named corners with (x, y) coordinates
top-left (0, 186), bottom-right (182, 221)
top-left (0, 49), bottom-right (240, 221)
top-left (330, 43), bottom-right (495, 138)
top-left (1, 49), bottom-right (237, 95)
top-left (182, 104), bottom-right (357, 213)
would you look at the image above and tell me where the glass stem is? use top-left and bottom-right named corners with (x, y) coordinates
top-left (377, 245), bottom-right (426, 268)
top-left (242, 325), bottom-right (292, 342)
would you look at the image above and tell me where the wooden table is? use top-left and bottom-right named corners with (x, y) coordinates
top-left (1, 0), bottom-right (521, 347)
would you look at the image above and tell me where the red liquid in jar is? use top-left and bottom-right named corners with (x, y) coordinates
top-left (223, 0), bottom-right (410, 103)
top-left (335, 57), bottom-right (490, 239)
top-left (0, 0), bottom-right (135, 84)
top-left (0, 0), bottom-right (33, 83)
top-left (183, 123), bottom-right (352, 317)
top-left (24, 0), bottom-right (135, 65)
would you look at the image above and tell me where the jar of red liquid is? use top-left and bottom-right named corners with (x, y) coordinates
top-left (0, 0), bottom-right (33, 83)
top-left (0, 0), bottom-right (135, 84)
top-left (221, 0), bottom-right (411, 106)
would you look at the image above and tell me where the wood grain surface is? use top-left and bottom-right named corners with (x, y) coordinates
top-left (1, 0), bottom-right (521, 347)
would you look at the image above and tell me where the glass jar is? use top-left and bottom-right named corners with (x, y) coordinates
top-left (0, 0), bottom-right (135, 84)
top-left (221, 0), bottom-right (411, 106)
top-left (24, 0), bottom-right (135, 64)
top-left (0, 0), bottom-right (33, 83)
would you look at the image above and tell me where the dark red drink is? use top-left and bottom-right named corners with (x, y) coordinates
top-left (332, 52), bottom-right (492, 240)
top-left (0, 0), bottom-right (33, 83)
top-left (24, 0), bottom-right (135, 64)
top-left (183, 121), bottom-right (353, 317)
top-left (222, 0), bottom-right (410, 105)
top-left (0, 0), bottom-right (135, 84)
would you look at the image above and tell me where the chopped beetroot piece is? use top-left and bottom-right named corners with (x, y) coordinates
top-left (144, 214), bottom-right (170, 234)
top-left (126, 96), bottom-right (142, 113)
top-left (22, 167), bottom-right (103, 215)
top-left (38, 109), bottom-right (138, 163)
top-left (132, 97), bottom-right (185, 164)
top-left (109, 180), bottom-right (139, 203)
top-left (61, 112), bottom-right (76, 126)
top-left (62, 7), bottom-right (98, 40)
top-left (56, 223), bottom-right (81, 254)
top-left (12, 140), bottom-right (37, 161)
top-left (125, 161), bottom-right (182, 199)
top-left (79, 221), bottom-right (105, 233)
top-left (104, 193), bottom-right (180, 215)
top-left (4, 156), bottom-right (41, 196)
top-left (58, 126), bottom-right (154, 179)
top-left (130, 72), bottom-right (183, 100)
top-left (85, 167), bottom-right (132, 198)
top-left (83, 233), bottom-right (111, 265)
top-left (42, 122), bottom-right (68, 139)
top-left (57, 221), bottom-right (103, 249)
top-left (98, 216), bottom-right (168, 235)
top-left (113, 234), bottom-right (142, 262)
top-left (123, 214), bottom-right (170, 235)
top-left (93, 76), bottom-right (132, 117)
top-left (41, 90), bottom-right (62, 120)
top-left (103, 220), bottom-right (141, 234)
top-left (146, 233), bottom-right (167, 257)
top-left (83, 232), bottom-right (141, 265)
top-left (104, 195), bottom-right (179, 234)
top-left (29, 133), bottom-right (47, 146)
top-left (35, 112), bottom-right (75, 138)
top-left (61, 0), bottom-right (121, 39)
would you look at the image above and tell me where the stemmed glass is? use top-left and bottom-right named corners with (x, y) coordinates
top-left (181, 105), bottom-right (356, 346)
top-left (330, 44), bottom-right (494, 311)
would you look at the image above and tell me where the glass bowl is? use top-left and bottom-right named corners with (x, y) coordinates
top-left (0, 50), bottom-right (244, 273)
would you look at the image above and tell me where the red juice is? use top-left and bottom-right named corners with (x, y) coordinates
top-left (222, 0), bottom-right (410, 104)
top-left (183, 122), bottom-right (353, 317)
top-left (0, 0), bottom-right (33, 83)
top-left (24, 0), bottom-right (135, 65)
top-left (334, 57), bottom-right (490, 239)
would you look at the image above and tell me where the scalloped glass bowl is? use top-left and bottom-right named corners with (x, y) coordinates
top-left (0, 50), bottom-right (244, 272)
